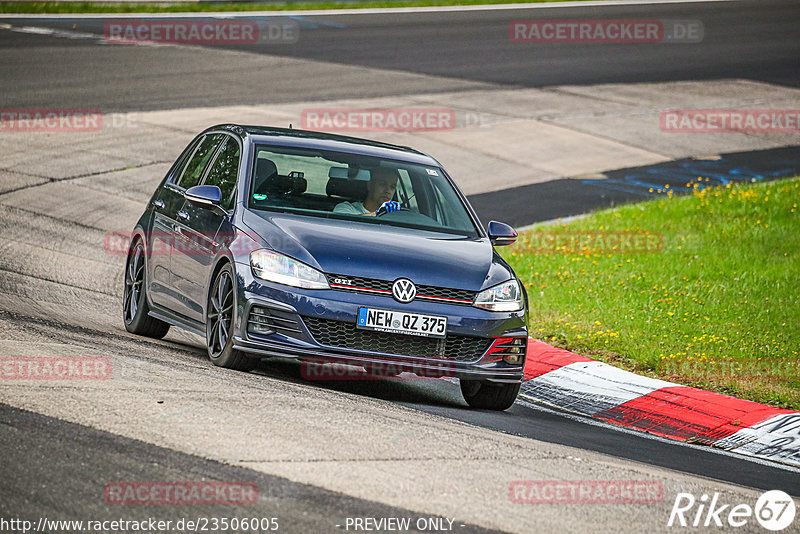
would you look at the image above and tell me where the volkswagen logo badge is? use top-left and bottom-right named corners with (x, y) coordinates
top-left (392, 278), bottom-right (417, 303)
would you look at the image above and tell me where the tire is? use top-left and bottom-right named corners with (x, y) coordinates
top-left (123, 239), bottom-right (171, 339)
top-left (460, 380), bottom-right (521, 411)
top-left (206, 263), bottom-right (257, 371)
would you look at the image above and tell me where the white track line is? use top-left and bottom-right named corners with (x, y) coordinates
top-left (0, 0), bottom-right (743, 19)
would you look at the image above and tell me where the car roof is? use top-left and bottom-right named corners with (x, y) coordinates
top-left (203, 124), bottom-right (441, 167)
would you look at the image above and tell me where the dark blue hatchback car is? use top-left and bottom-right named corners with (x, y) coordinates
top-left (124, 124), bottom-right (528, 410)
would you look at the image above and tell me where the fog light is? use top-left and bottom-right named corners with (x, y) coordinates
top-left (249, 323), bottom-right (273, 335)
top-left (486, 336), bottom-right (527, 365)
top-left (248, 307), bottom-right (274, 336)
top-left (503, 353), bottom-right (524, 365)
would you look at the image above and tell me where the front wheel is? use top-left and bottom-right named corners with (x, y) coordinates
top-left (460, 380), bottom-right (520, 411)
top-left (123, 239), bottom-right (170, 339)
top-left (206, 264), bottom-right (257, 371)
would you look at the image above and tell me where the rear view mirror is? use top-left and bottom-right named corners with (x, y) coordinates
top-left (185, 185), bottom-right (226, 216)
top-left (328, 166), bottom-right (370, 181)
top-left (488, 221), bottom-right (518, 246)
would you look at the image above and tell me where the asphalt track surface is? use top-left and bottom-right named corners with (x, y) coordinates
top-left (0, 0), bottom-right (797, 111)
top-left (2, 1), bottom-right (800, 532)
top-left (3, 362), bottom-right (799, 529)
top-left (1, 404), bottom-right (500, 534)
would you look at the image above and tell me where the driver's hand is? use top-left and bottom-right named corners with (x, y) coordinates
top-left (376, 200), bottom-right (401, 215)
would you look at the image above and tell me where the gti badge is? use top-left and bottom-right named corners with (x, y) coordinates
top-left (392, 278), bottom-right (417, 303)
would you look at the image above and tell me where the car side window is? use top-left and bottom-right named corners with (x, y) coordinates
top-left (177, 133), bottom-right (225, 190)
top-left (164, 136), bottom-right (201, 187)
top-left (203, 136), bottom-right (241, 211)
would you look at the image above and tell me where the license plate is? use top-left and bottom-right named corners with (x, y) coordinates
top-left (357, 307), bottom-right (447, 339)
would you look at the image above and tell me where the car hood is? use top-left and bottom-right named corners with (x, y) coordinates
top-left (241, 210), bottom-right (513, 291)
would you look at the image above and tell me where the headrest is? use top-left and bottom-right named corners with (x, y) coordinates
top-left (253, 158), bottom-right (278, 193)
top-left (326, 177), bottom-right (368, 200)
top-left (282, 175), bottom-right (307, 195)
top-left (253, 160), bottom-right (306, 197)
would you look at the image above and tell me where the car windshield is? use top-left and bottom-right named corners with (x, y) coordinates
top-left (248, 144), bottom-right (479, 237)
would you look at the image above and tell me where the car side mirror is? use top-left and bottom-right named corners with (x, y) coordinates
top-left (185, 185), bottom-right (227, 216)
top-left (488, 220), bottom-right (517, 246)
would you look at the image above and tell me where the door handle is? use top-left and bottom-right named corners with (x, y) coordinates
top-left (153, 199), bottom-right (165, 210)
top-left (177, 210), bottom-right (190, 221)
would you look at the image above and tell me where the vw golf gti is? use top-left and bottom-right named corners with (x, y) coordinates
top-left (123, 124), bottom-right (528, 410)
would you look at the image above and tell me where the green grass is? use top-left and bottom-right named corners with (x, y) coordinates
top-left (0, 0), bottom-right (602, 14)
top-left (503, 177), bottom-right (800, 410)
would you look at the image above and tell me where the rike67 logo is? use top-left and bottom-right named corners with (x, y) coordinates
top-left (668, 490), bottom-right (796, 531)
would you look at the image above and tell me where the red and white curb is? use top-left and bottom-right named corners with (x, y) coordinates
top-left (521, 339), bottom-right (800, 468)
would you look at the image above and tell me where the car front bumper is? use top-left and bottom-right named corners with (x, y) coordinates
top-left (232, 262), bottom-right (527, 383)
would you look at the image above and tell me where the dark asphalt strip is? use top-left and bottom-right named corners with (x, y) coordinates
top-left (1, 0), bottom-right (798, 112)
top-left (239, 0), bottom-right (800, 89)
top-left (400, 400), bottom-right (800, 498)
top-left (0, 403), bottom-right (504, 534)
top-left (467, 145), bottom-right (800, 226)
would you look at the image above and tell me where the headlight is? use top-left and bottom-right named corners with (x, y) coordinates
top-left (473, 279), bottom-right (523, 312)
top-left (250, 249), bottom-right (329, 290)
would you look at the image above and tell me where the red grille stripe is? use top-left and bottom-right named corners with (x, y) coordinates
top-left (330, 284), bottom-right (472, 303)
top-left (330, 284), bottom-right (391, 294)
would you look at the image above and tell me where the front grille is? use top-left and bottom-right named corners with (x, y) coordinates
top-left (417, 285), bottom-right (476, 302)
top-left (328, 274), bottom-right (390, 292)
top-left (326, 274), bottom-right (476, 305)
top-left (303, 317), bottom-right (492, 363)
top-left (248, 306), bottom-right (303, 337)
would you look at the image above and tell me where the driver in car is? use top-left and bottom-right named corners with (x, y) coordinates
top-left (333, 167), bottom-right (401, 216)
